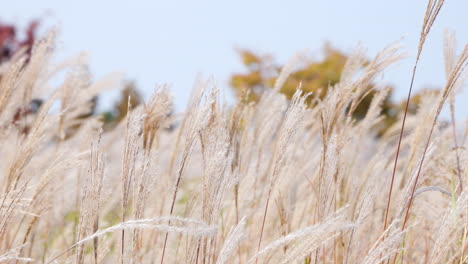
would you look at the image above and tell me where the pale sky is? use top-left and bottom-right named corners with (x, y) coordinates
top-left (2, 0), bottom-right (468, 119)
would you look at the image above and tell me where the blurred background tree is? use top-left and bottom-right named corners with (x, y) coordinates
top-left (0, 19), bottom-right (38, 63)
top-left (229, 45), bottom-right (437, 135)
top-left (231, 45), bottom-right (348, 103)
top-left (101, 81), bottom-right (142, 130)
top-left (0, 19), bottom-right (146, 135)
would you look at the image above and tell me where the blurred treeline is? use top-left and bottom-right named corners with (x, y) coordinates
top-left (1, 20), bottom-right (436, 137)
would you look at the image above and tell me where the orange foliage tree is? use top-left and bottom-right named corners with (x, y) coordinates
top-left (229, 45), bottom-right (436, 135)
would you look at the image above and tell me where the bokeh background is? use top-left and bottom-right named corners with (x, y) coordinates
top-left (2, 0), bottom-right (467, 117)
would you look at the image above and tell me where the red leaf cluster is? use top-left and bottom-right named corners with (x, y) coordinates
top-left (0, 20), bottom-right (39, 63)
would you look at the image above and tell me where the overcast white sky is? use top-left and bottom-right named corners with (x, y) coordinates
top-left (2, 0), bottom-right (467, 119)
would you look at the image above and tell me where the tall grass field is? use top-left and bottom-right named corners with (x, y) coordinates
top-left (0, 0), bottom-right (466, 263)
